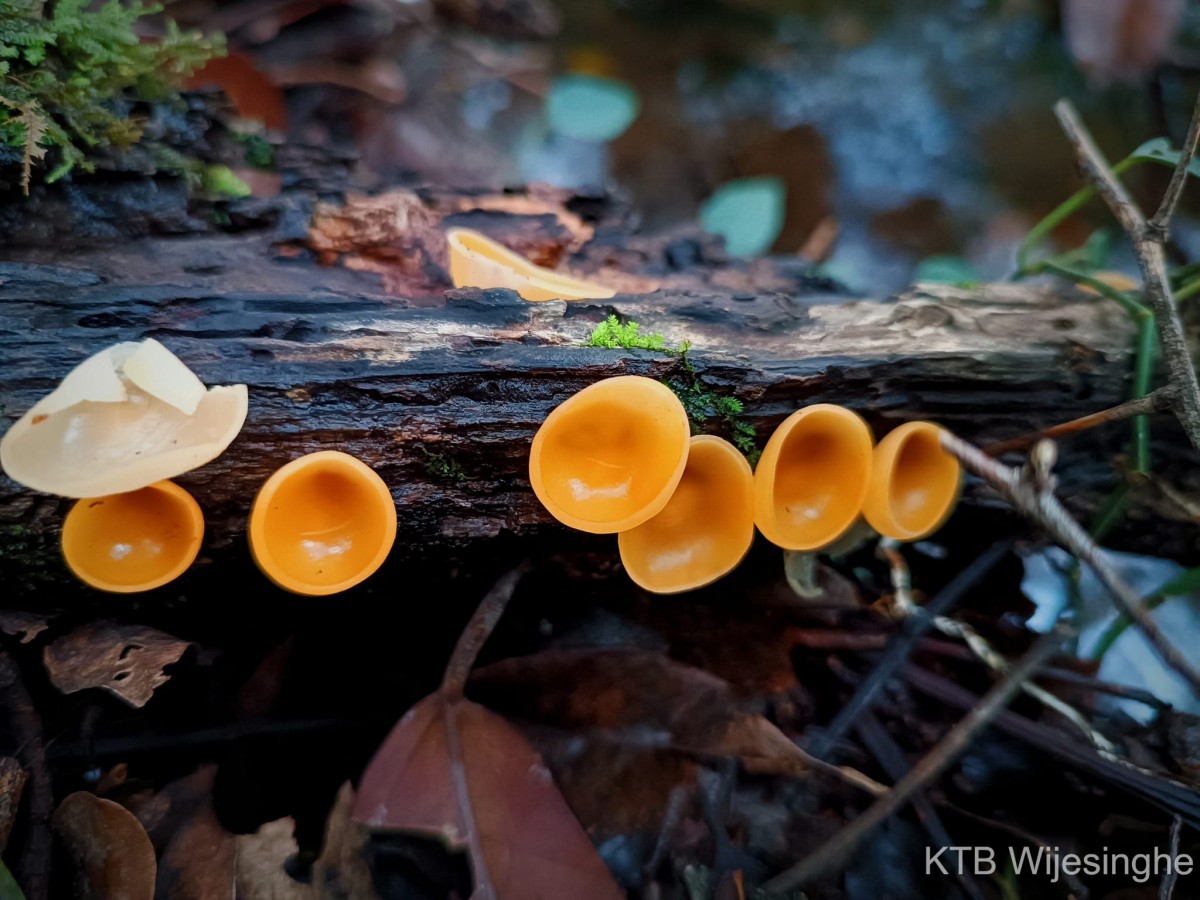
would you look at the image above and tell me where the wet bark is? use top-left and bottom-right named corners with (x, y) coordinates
top-left (0, 195), bottom-right (1140, 596)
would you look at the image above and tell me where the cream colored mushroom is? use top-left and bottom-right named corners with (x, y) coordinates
top-left (0, 339), bottom-right (248, 498)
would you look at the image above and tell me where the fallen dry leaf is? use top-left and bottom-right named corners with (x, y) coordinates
top-left (52, 792), bottom-right (156, 900)
top-left (1063, 0), bottom-right (1183, 84)
top-left (0, 757), bottom-right (26, 856)
top-left (0, 610), bottom-right (50, 644)
top-left (44, 622), bottom-right (191, 708)
top-left (154, 769), bottom-right (237, 900)
top-left (312, 783), bottom-right (380, 900)
top-left (353, 566), bottom-right (623, 900)
top-left (354, 692), bottom-right (624, 900)
top-left (235, 818), bottom-right (310, 900)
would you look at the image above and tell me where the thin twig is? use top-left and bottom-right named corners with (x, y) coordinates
top-left (441, 563), bottom-right (530, 697)
top-left (1055, 99), bottom-right (1200, 450)
top-left (856, 713), bottom-right (987, 900)
top-left (1149, 89), bottom-right (1200, 238)
top-left (904, 665), bottom-right (1200, 828)
top-left (765, 627), bottom-right (1067, 892)
top-left (943, 431), bottom-right (1200, 696)
top-left (985, 387), bottom-right (1174, 456)
top-left (806, 541), bottom-right (1012, 760)
top-left (1159, 815), bottom-right (1184, 900)
top-left (0, 647), bottom-right (51, 900)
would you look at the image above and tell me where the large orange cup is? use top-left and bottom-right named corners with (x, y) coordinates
top-left (61, 480), bottom-right (203, 593)
top-left (529, 376), bottom-right (691, 534)
top-left (861, 421), bottom-right (961, 541)
top-left (618, 435), bottom-right (754, 593)
top-left (754, 405), bottom-right (873, 551)
top-left (249, 451), bottom-right (397, 596)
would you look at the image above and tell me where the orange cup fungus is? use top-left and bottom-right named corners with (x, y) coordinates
top-left (529, 376), bottom-right (691, 534)
top-left (249, 451), bottom-right (397, 596)
top-left (447, 228), bottom-right (616, 302)
top-left (754, 405), bottom-right (874, 551)
top-left (618, 435), bottom-right (754, 593)
top-left (61, 480), bottom-right (204, 593)
top-left (861, 421), bottom-right (961, 542)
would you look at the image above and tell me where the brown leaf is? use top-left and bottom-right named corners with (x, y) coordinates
top-left (52, 792), bottom-right (156, 900)
top-left (312, 783), bottom-right (380, 900)
top-left (44, 622), bottom-right (191, 708)
top-left (154, 768), bottom-right (237, 900)
top-left (0, 757), bottom-right (26, 856)
top-left (470, 647), bottom-right (739, 748)
top-left (186, 51), bottom-right (288, 130)
top-left (0, 610), bottom-right (50, 644)
top-left (235, 819), bottom-right (310, 900)
top-left (353, 690), bottom-right (624, 900)
top-left (1063, 0), bottom-right (1183, 85)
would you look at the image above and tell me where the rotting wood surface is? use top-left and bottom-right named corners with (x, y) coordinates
top-left (0, 188), bottom-right (1136, 595)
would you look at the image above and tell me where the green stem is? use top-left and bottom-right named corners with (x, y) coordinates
top-left (1015, 156), bottom-right (1138, 275)
top-left (1174, 277), bottom-right (1200, 303)
top-left (1131, 315), bottom-right (1157, 475)
top-left (1091, 593), bottom-right (1169, 660)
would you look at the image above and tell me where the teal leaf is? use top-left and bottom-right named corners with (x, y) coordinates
top-left (700, 176), bottom-right (786, 258)
top-left (546, 75), bottom-right (640, 144)
top-left (914, 255), bottom-right (978, 285)
top-left (1129, 137), bottom-right (1200, 178)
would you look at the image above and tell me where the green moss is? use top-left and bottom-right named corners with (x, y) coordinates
top-left (665, 345), bottom-right (761, 466)
top-left (235, 132), bottom-right (274, 169)
top-left (200, 164), bottom-right (250, 198)
top-left (582, 315), bottom-right (761, 464)
top-left (0, 0), bottom-right (225, 193)
top-left (421, 449), bottom-right (466, 484)
top-left (584, 314), bottom-right (674, 352)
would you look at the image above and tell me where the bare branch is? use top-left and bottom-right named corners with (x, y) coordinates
top-left (764, 627), bottom-right (1067, 892)
top-left (1149, 89), bottom-right (1200, 239)
top-left (1054, 99), bottom-right (1200, 451)
top-left (985, 387), bottom-right (1173, 456)
top-left (942, 431), bottom-right (1200, 696)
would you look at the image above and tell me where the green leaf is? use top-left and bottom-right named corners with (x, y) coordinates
top-left (913, 255), bottom-right (978, 285)
top-left (1129, 137), bottom-right (1200, 178)
top-left (546, 74), bottom-right (640, 143)
top-left (1152, 566), bottom-right (1200, 598)
top-left (700, 176), bottom-right (786, 258)
top-left (0, 861), bottom-right (26, 900)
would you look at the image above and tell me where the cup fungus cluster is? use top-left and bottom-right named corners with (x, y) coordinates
top-left (447, 228), bottom-right (616, 302)
top-left (0, 340), bottom-right (397, 596)
top-left (529, 377), bottom-right (962, 594)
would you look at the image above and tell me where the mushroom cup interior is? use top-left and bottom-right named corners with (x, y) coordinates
top-left (756, 406), bottom-right (873, 550)
top-left (530, 377), bottom-right (690, 534)
top-left (61, 481), bottom-right (203, 593)
top-left (885, 425), bottom-right (960, 539)
top-left (250, 452), bottom-right (396, 595)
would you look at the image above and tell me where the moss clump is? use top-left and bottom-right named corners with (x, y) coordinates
top-left (585, 314), bottom-right (674, 352)
top-left (0, 0), bottom-right (225, 193)
top-left (665, 346), bottom-right (760, 466)
top-left (421, 449), bottom-right (466, 484)
top-left (582, 315), bottom-right (761, 464)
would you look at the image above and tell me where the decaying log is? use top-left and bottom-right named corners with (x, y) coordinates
top-left (0, 189), bottom-right (1142, 596)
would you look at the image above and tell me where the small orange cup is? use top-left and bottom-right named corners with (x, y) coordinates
top-left (249, 451), bottom-right (397, 596)
top-left (529, 376), bottom-right (691, 534)
top-left (618, 435), bottom-right (754, 593)
top-left (861, 421), bottom-right (961, 541)
top-left (61, 480), bottom-right (203, 593)
top-left (754, 405), bottom-right (873, 551)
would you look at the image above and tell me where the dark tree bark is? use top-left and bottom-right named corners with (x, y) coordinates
top-left (0, 189), bottom-right (1143, 597)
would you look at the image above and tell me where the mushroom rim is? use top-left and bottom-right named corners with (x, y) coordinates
top-left (248, 450), bottom-right (398, 597)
